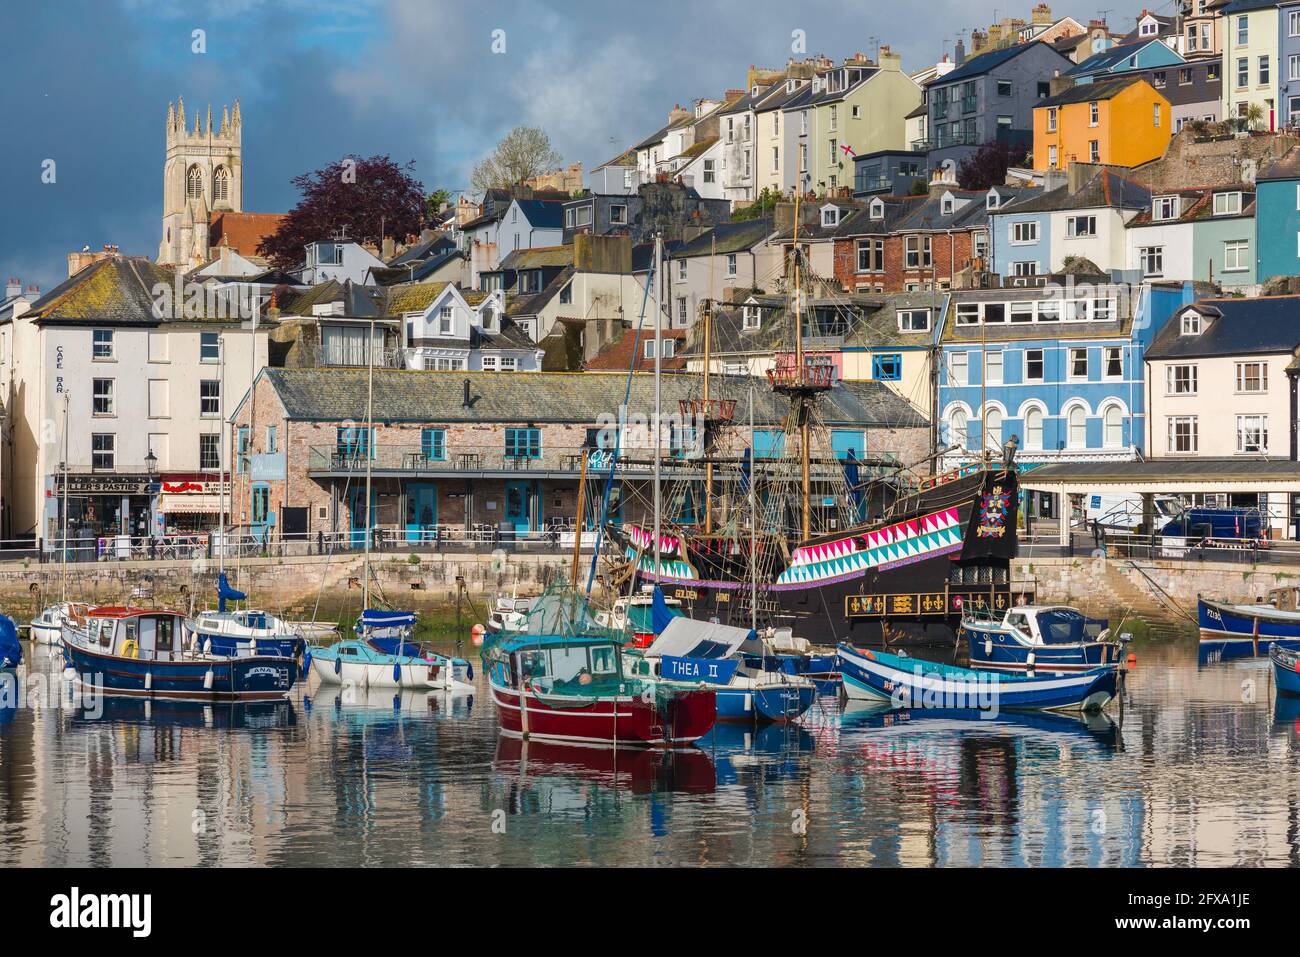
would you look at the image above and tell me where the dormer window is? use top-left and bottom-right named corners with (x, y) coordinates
top-left (1153, 196), bottom-right (1178, 221)
top-left (869, 199), bottom-right (884, 220)
top-left (1213, 192), bottom-right (1242, 216)
top-left (438, 306), bottom-right (454, 336)
top-left (986, 192), bottom-right (1000, 210)
top-left (743, 305), bottom-right (761, 330)
top-left (942, 195), bottom-right (954, 215)
top-left (1140, 18), bottom-right (1157, 36)
top-left (821, 206), bottom-right (840, 228)
top-left (1180, 310), bottom-right (1202, 336)
top-left (481, 307), bottom-right (496, 332)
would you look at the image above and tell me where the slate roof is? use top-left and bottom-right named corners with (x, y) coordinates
top-left (1145, 297), bottom-right (1300, 360)
top-left (942, 285), bottom-right (1135, 343)
top-left (514, 199), bottom-right (567, 230)
top-left (672, 219), bottom-right (775, 258)
top-left (387, 234), bottom-right (456, 267)
top-left (998, 169), bottom-right (1150, 213)
top-left (23, 256), bottom-right (232, 325)
top-left (276, 280), bottom-right (454, 320)
top-left (1024, 459), bottom-right (1300, 483)
top-left (1038, 76), bottom-right (1147, 107)
top-left (1218, 0), bottom-right (1280, 13)
top-left (259, 368), bottom-right (926, 428)
top-left (632, 124), bottom-right (670, 150)
top-left (505, 265), bottom-right (574, 318)
top-left (1128, 187), bottom-right (1256, 226)
top-left (932, 42), bottom-right (1056, 85)
top-left (807, 68), bottom-right (879, 106)
top-left (1063, 40), bottom-right (1164, 77)
top-left (1257, 148), bottom-right (1300, 183)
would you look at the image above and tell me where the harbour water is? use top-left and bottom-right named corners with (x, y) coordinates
top-left (3, 631), bottom-right (1300, 867)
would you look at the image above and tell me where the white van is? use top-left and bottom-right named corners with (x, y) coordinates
top-left (1081, 493), bottom-right (1181, 531)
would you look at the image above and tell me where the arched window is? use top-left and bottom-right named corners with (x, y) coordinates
top-left (186, 165), bottom-right (204, 199)
top-left (1103, 405), bottom-right (1123, 448)
top-left (984, 408), bottom-right (1003, 450)
top-left (213, 165), bottom-right (229, 202)
top-left (1068, 406), bottom-right (1087, 448)
top-left (949, 409), bottom-right (968, 448)
top-left (1024, 407), bottom-right (1044, 450)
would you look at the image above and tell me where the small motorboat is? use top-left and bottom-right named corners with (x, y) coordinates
top-left (1271, 643), bottom-right (1300, 698)
top-left (482, 583), bottom-right (715, 747)
top-left (836, 643), bottom-right (1120, 713)
top-left (185, 609), bottom-right (306, 659)
top-left (62, 606), bottom-right (297, 702)
top-left (1, 615), bottom-right (21, 669)
top-left (29, 602), bottom-right (90, 646)
top-left (484, 595), bottom-right (534, 636)
top-left (1199, 594), bottom-right (1300, 661)
top-left (628, 613), bottom-right (816, 724)
top-left (309, 609), bottom-right (470, 691)
top-left (962, 605), bottom-right (1123, 673)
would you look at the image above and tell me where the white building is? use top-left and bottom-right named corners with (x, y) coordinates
top-left (3, 255), bottom-right (266, 546)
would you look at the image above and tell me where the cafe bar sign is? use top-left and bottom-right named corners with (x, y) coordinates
top-left (54, 474), bottom-right (153, 495)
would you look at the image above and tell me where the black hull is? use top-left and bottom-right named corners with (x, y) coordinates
top-left (613, 466), bottom-right (1022, 650)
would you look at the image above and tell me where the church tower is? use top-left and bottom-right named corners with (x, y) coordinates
top-left (158, 97), bottom-right (243, 267)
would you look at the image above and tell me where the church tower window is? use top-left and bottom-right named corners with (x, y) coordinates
top-left (186, 165), bottom-right (204, 199)
top-left (213, 166), bottom-right (229, 203)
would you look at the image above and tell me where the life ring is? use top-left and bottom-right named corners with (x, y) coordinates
top-left (122, 640), bottom-right (139, 659)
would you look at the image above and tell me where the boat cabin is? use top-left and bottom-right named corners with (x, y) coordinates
top-left (489, 635), bottom-right (626, 696)
top-left (82, 607), bottom-right (188, 661)
top-left (968, 606), bottom-right (1108, 646)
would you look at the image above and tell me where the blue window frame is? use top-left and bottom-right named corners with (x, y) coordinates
top-left (336, 426), bottom-right (372, 460)
top-left (872, 353), bottom-right (902, 381)
top-left (236, 426), bottom-right (250, 473)
top-left (505, 427), bottom-right (541, 459)
top-left (421, 428), bottom-right (446, 461)
top-left (754, 429), bottom-right (786, 459)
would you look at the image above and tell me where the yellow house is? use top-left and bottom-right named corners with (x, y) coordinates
top-left (1033, 78), bottom-right (1171, 171)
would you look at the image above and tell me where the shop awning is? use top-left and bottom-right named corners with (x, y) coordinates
top-left (158, 493), bottom-right (222, 515)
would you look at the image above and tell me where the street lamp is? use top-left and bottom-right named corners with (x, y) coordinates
top-left (144, 450), bottom-right (158, 476)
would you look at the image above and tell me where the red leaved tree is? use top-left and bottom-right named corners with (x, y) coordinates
top-left (956, 141), bottom-right (1029, 191)
top-left (258, 154), bottom-right (426, 268)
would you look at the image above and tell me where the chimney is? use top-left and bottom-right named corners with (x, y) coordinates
top-left (382, 236), bottom-right (396, 260)
top-left (668, 103), bottom-right (691, 126)
top-left (1049, 73), bottom-right (1075, 96)
top-left (879, 46), bottom-right (901, 71)
top-left (929, 164), bottom-right (959, 195)
top-left (1067, 162), bottom-right (1092, 195)
top-left (5, 277), bottom-right (19, 299)
top-left (954, 38), bottom-right (966, 65)
top-left (774, 201), bottom-right (798, 234)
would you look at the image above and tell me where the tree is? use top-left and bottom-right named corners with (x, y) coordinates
top-left (470, 127), bottom-right (563, 194)
top-left (257, 154), bottom-right (426, 268)
top-left (956, 140), bottom-right (1029, 191)
top-left (732, 186), bottom-right (783, 221)
top-left (425, 188), bottom-right (453, 220)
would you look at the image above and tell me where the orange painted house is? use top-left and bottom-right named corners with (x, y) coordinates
top-left (1032, 77), bottom-right (1171, 171)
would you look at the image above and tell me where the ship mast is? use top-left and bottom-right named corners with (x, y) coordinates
top-left (793, 153), bottom-right (812, 540)
top-left (702, 234), bottom-right (714, 534)
top-left (363, 315), bottom-right (376, 610)
top-left (653, 233), bottom-right (663, 577)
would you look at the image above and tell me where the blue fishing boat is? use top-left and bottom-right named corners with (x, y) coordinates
top-left (1271, 644), bottom-right (1300, 697)
top-left (1198, 595), bottom-right (1300, 661)
top-left (62, 606), bottom-right (297, 701)
top-left (185, 575), bottom-right (306, 659)
top-left (310, 610), bottom-right (471, 691)
top-left (836, 643), bottom-right (1120, 713)
top-left (962, 605), bottom-right (1123, 673)
top-left (1, 614), bottom-right (22, 668)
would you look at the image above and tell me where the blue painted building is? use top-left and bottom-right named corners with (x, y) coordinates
top-left (1281, 2), bottom-right (1300, 127)
top-left (1064, 38), bottom-right (1186, 84)
top-left (937, 282), bottom-right (1197, 475)
top-left (1254, 148), bottom-right (1300, 281)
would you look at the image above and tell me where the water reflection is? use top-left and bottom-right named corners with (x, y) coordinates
top-left (1, 635), bottom-right (1300, 866)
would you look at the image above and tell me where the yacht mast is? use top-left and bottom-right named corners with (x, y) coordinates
top-left (363, 315), bottom-right (376, 609)
top-left (793, 152), bottom-right (812, 540)
top-left (60, 393), bottom-right (69, 603)
top-left (653, 232), bottom-right (663, 577)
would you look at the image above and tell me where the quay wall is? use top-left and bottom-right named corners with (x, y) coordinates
top-left (0, 551), bottom-right (1292, 625)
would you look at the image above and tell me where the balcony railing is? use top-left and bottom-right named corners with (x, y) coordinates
top-left (307, 445), bottom-right (720, 475)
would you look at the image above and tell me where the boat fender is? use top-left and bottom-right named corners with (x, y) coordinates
top-left (250, 638), bottom-right (257, 656)
top-left (334, 655), bottom-right (342, 676)
top-left (1026, 651), bottom-right (1035, 667)
top-left (984, 638), bottom-right (992, 656)
top-left (144, 672), bottom-right (152, 692)
top-left (204, 670), bottom-right (214, 691)
top-left (467, 662), bottom-right (474, 681)
top-left (62, 667), bottom-right (76, 682)
top-left (204, 638), bottom-right (212, 655)
top-left (393, 662), bottom-right (402, 684)
top-left (744, 693), bottom-right (752, 712)
top-left (302, 650), bottom-right (312, 677)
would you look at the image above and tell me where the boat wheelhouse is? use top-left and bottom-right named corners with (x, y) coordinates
top-left (483, 584), bottom-right (715, 747)
top-left (62, 606), bottom-right (297, 701)
top-left (962, 605), bottom-right (1122, 673)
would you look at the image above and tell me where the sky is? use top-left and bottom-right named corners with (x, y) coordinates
top-left (0, 0), bottom-right (1160, 292)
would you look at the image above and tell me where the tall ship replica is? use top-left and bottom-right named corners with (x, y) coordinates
top-left (593, 196), bottom-right (1021, 650)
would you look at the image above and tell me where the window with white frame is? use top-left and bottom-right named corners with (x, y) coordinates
top-left (1025, 349), bottom-right (1044, 381)
top-left (1224, 240), bottom-right (1249, 271)
top-left (821, 206), bottom-right (840, 228)
top-left (1104, 347), bottom-right (1122, 379)
top-left (1011, 221), bottom-right (1038, 244)
top-left (1103, 405), bottom-right (1123, 448)
top-left (199, 433), bottom-right (221, 471)
top-left (1237, 414), bottom-right (1268, 453)
top-left (1237, 16), bottom-right (1248, 46)
top-left (947, 408), bottom-right (968, 447)
top-left (1012, 261), bottom-right (1039, 277)
top-left (1048, 146), bottom-right (1058, 169)
top-left (1167, 364), bottom-right (1197, 394)
top-left (1213, 192), bottom-right (1242, 216)
top-left (1089, 101), bottom-right (1099, 126)
top-left (1153, 196), bottom-right (1178, 221)
top-left (1236, 361), bottom-right (1268, 392)
top-left (610, 204), bottom-right (627, 224)
top-left (985, 350), bottom-right (1003, 385)
top-left (1066, 215), bottom-right (1096, 237)
top-left (199, 379), bottom-right (220, 417)
top-left (726, 254), bottom-right (737, 277)
top-left (1167, 416), bottom-right (1198, 453)
top-left (743, 305), bottom-right (761, 330)
top-left (898, 309), bottom-right (930, 332)
top-left (92, 378), bottom-right (114, 416)
top-left (1180, 311), bottom-right (1201, 335)
top-left (92, 329), bottom-right (114, 359)
top-left (949, 352), bottom-right (968, 386)
top-left (1024, 407), bottom-right (1044, 449)
top-left (1139, 246), bottom-right (1164, 277)
top-left (439, 306), bottom-right (454, 335)
top-left (1237, 57), bottom-right (1248, 88)
top-left (1260, 55), bottom-right (1270, 87)
top-left (677, 259), bottom-right (687, 281)
top-left (1067, 406), bottom-right (1087, 448)
top-left (1046, 108), bottom-right (1057, 132)
top-left (856, 238), bottom-right (884, 272)
top-left (1068, 347), bottom-right (1088, 379)
top-left (91, 433), bottom-right (115, 471)
top-left (1089, 140), bottom-right (1100, 163)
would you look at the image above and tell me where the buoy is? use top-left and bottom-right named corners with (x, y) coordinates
top-left (1127, 653), bottom-right (1138, 664)
top-left (471, 623), bottom-right (486, 647)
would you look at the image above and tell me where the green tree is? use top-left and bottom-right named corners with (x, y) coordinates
top-left (470, 127), bottom-right (563, 194)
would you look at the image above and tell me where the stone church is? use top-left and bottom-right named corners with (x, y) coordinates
top-left (157, 97), bottom-right (244, 267)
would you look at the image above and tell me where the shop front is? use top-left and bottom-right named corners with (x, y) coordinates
top-left (156, 475), bottom-right (228, 534)
top-left (49, 473), bottom-right (155, 558)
